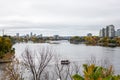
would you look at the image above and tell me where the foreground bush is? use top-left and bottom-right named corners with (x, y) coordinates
top-left (73, 64), bottom-right (120, 80)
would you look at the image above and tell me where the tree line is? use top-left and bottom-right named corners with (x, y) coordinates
top-left (70, 36), bottom-right (120, 47)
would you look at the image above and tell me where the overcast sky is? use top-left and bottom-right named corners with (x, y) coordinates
top-left (0, 0), bottom-right (120, 36)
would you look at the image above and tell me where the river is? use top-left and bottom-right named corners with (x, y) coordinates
top-left (12, 40), bottom-right (120, 75)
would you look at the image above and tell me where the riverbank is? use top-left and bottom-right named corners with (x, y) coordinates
top-left (0, 52), bottom-right (15, 63)
top-left (70, 36), bottom-right (120, 47)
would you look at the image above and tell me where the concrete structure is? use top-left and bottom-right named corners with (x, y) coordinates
top-left (99, 29), bottom-right (102, 37)
top-left (107, 25), bottom-right (115, 38)
top-left (16, 33), bottom-right (19, 38)
top-left (99, 25), bottom-right (115, 38)
top-left (30, 32), bottom-right (33, 37)
top-left (99, 28), bottom-right (105, 37)
top-left (105, 26), bottom-right (109, 37)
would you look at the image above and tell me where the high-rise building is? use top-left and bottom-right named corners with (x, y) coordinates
top-left (104, 28), bottom-right (107, 37)
top-left (99, 28), bottom-right (106, 37)
top-left (99, 25), bottom-right (115, 38)
top-left (116, 29), bottom-right (120, 37)
top-left (30, 32), bottom-right (33, 37)
top-left (105, 26), bottom-right (109, 37)
top-left (99, 29), bottom-right (102, 37)
top-left (107, 25), bottom-right (115, 38)
top-left (16, 33), bottom-right (19, 38)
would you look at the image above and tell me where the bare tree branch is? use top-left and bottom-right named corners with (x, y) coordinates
top-left (22, 46), bottom-right (53, 80)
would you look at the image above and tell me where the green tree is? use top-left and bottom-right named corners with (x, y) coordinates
top-left (0, 36), bottom-right (13, 58)
top-left (70, 36), bottom-right (83, 44)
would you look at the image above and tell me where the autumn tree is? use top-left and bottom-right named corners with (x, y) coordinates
top-left (0, 36), bottom-right (13, 58)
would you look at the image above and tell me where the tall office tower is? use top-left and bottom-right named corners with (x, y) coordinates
top-left (100, 25), bottom-right (115, 38)
top-left (99, 29), bottom-right (102, 37)
top-left (105, 26), bottom-right (109, 37)
top-left (107, 25), bottom-right (115, 38)
top-left (30, 32), bottom-right (33, 37)
top-left (99, 28), bottom-right (105, 37)
top-left (16, 33), bottom-right (19, 38)
top-left (102, 28), bottom-right (105, 37)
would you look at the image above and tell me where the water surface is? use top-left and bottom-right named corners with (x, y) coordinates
top-left (13, 40), bottom-right (120, 74)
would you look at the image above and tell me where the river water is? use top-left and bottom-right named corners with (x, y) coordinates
top-left (12, 40), bottom-right (120, 75)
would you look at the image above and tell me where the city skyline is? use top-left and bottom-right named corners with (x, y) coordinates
top-left (0, 0), bottom-right (120, 36)
top-left (1, 24), bottom-right (119, 36)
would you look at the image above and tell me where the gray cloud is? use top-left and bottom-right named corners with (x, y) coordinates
top-left (0, 0), bottom-right (120, 36)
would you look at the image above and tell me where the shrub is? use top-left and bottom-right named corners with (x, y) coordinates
top-left (72, 64), bottom-right (120, 80)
